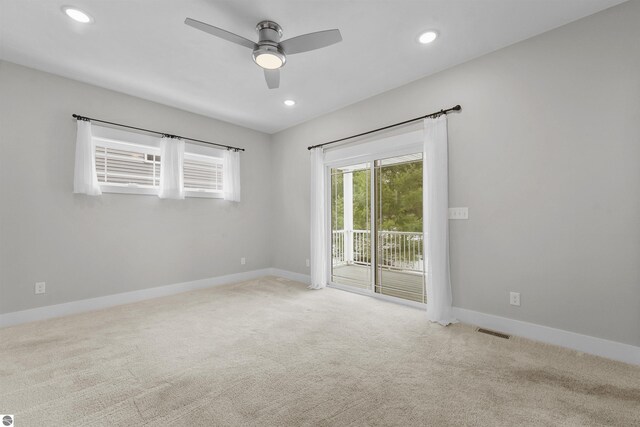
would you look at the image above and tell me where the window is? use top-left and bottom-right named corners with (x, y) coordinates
top-left (92, 126), bottom-right (223, 198)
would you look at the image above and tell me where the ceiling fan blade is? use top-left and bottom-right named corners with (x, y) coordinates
top-left (280, 29), bottom-right (342, 54)
top-left (185, 18), bottom-right (256, 50)
top-left (264, 69), bottom-right (280, 89)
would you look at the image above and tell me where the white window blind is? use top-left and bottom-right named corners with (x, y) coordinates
top-left (93, 135), bottom-right (223, 198)
top-left (95, 145), bottom-right (160, 188)
top-left (184, 154), bottom-right (223, 192)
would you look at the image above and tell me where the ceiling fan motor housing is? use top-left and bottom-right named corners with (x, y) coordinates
top-left (252, 21), bottom-right (287, 69)
top-left (256, 21), bottom-right (283, 42)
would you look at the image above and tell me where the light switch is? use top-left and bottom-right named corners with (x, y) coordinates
top-left (448, 207), bottom-right (469, 219)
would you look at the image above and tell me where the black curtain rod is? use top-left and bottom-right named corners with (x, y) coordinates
top-left (72, 114), bottom-right (245, 152)
top-left (307, 104), bottom-right (461, 151)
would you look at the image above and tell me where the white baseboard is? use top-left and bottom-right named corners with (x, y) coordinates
top-left (0, 268), bottom-right (272, 328)
top-left (271, 269), bottom-right (639, 365)
top-left (2, 268), bottom-right (638, 366)
top-left (452, 307), bottom-right (639, 366)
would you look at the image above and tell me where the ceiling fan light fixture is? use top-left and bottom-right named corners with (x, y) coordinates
top-left (418, 30), bottom-right (438, 44)
top-left (252, 45), bottom-right (286, 70)
top-left (254, 53), bottom-right (284, 69)
top-left (62, 6), bottom-right (93, 23)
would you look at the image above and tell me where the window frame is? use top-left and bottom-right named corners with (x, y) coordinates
top-left (92, 127), bottom-right (224, 199)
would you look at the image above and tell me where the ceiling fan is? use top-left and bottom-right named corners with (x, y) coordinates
top-left (185, 18), bottom-right (342, 89)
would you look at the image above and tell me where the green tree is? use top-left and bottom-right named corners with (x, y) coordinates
top-left (352, 169), bottom-right (370, 230)
top-left (377, 161), bottom-right (423, 232)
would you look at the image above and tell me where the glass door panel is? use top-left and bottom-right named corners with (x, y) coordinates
top-left (374, 153), bottom-right (425, 303)
top-left (330, 163), bottom-right (371, 290)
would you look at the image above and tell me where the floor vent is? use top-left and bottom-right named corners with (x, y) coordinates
top-left (477, 328), bottom-right (510, 339)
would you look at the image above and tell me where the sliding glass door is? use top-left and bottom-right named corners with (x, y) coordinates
top-left (329, 153), bottom-right (425, 304)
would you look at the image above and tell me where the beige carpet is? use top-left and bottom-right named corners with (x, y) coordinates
top-left (1, 276), bottom-right (638, 426)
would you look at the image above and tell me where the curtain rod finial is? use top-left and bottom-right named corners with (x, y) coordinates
top-left (72, 114), bottom-right (90, 122)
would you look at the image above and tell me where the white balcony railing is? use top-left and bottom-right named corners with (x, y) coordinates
top-left (332, 229), bottom-right (423, 272)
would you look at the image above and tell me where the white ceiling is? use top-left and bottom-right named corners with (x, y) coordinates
top-left (0, 0), bottom-right (624, 133)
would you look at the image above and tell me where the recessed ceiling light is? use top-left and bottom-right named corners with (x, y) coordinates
top-left (418, 31), bottom-right (438, 44)
top-left (283, 100), bottom-right (296, 107)
top-left (62, 6), bottom-right (93, 24)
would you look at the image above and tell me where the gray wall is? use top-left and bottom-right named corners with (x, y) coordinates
top-left (270, 1), bottom-right (640, 346)
top-left (0, 60), bottom-right (273, 313)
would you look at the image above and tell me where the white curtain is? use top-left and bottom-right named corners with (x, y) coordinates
top-left (73, 120), bottom-right (102, 196)
top-left (423, 115), bottom-right (456, 325)
top-left (309, 147), bottom-right (327, 289)
top-left (158, 137), bottom-right (185, 199)
top-left (223, 150), bottom-right (241, 202)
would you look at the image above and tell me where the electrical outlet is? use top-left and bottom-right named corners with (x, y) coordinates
top-left (240, 257), bottom-right (246, 265)
top-left (35, 282), bottom-right (46, 294)
top-left (306, 259), bottom-right (310, 267)
top-left (510, 292), bottom-right (520, 306)
top-left (448, 207), bottom-right (469, 219)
